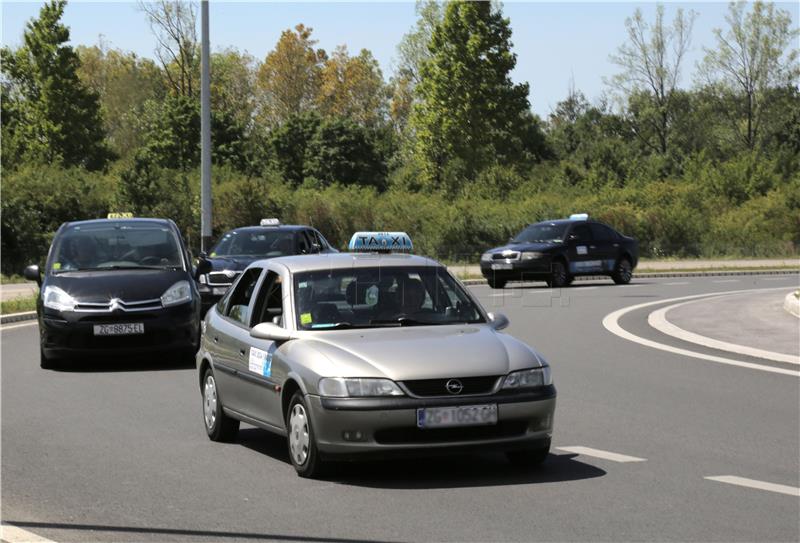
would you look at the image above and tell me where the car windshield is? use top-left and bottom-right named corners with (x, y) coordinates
top-left (212, 230), bottom-right (295, 257)
top-left (51, 222), bottom-right (184, 273)
top-left (512, 222), bottom-right (569, 243)
top-left (294, 266), bottom-right (485, 330)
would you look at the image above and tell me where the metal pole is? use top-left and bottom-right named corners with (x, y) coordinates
top-left (200, 0), bottom-right (212, 252)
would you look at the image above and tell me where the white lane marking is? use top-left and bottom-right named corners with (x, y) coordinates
top-left (1, 524), bottom-right (57, 543)
top-left (649, 298), bottom-right (800, 365)
top-left (0, 320), bottom-right (38, 332)
top-left (762, 277), bottom-right (794, 281)
top-left (705, 476), bottom-right (800, 497)
top-left (556, 446), bottom-right (646, 463)
top-left (712, 279), bottom-right (739, 283)
top-left (572, 286), bottom-right (599, 291)
top-left (602, 288), bottom-right (800, 377)
top-left (664, 281), bottom-right (689, 285)
top-left (621, 284), bottom-right (643, 288)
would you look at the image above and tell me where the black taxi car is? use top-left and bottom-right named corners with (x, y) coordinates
top-left (197, 219), bottom-right (337, 312)
top-left (480, 214), bottom-right (638, 288)
top-left (24, 215), bottom-right (209, 368)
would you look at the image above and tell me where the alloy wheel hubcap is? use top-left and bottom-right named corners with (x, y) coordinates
top-left (620, 261), bottom-right (632, 281)
top-left (203, 375), bottom-right (217, 430)
top-left (289, 404), bottom-right (310, 466)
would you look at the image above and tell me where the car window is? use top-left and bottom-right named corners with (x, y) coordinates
top-left (570, 224), bottom-right (592, 242)
top-left (293, 266), bottom-right (484, 330)
top-left (297, 232), bottom-right (311, 254)
top-left (590, 223), bottom-right (617, 242)
top-left (307, 230), bottom-right (323, 252)
top-left (212, 230), bottom-right (295, 257)
top-left (512, 222), bottom-right (569, 243)
top-left (251, 271), bottom-right (285, 327)
top-left (225, 267), bottom-right (263, 326)
top-left (315, 230), bottom-right (332, 251)
top-left (50, 221), bottom-right (184, 272)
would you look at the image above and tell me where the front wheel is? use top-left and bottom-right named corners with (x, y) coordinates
top-left (546, 260), bottom-right (569, 288)
top-left (202, 369), bottom-right (239, 442)
top-left (612, 257), bottom-right (633, 284)
top-left (287, 392), bottom-right (325, 478)
top-left (488, 278), bottom-right (507, 289)
top-left (506, 439), bottom-right (550, 468)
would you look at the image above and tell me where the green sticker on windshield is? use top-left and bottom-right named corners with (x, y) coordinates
top-left (210, 252), bottom-right (217, 257)
top-left (52, 262), bottom-right (61, 270)
top-left (300, 313), bottom-right (312, 325)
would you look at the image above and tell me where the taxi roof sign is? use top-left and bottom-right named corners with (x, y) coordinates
top-left (348, 232), bottom-right (413, 253)
top-left (569, 213), bottom-right (589, 221)
top-left (260, 218), bottom-right (281, 227)
top-left (107, 212), bottom-right (134, 219)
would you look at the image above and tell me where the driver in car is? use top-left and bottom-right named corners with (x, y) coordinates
top-left (60, 236), bottom-right (97, 271)
top-left (376, 277), bottom-right (428, 321)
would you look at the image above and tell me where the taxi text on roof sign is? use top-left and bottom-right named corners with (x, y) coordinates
top-left (569, 213), bottom-right (589, 220)
top-left (348, 232), bottom-right (413, 253)
top-left (107, 212), bottom-right (134, 219)
top-left (260, 218), bottom-right (281, 227)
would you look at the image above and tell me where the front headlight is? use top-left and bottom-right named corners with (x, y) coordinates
top-left (318, 377), bottom-right (404, 397)
top-left (161, 280), bottom-right (192, 307)
top-left (481, 252), bottom-right (493, 262)
top-left (502, 366), bottom-right (552, 389)
top-left (43, 285), bottom-right (76, 312)
top-left (521, 252), bottom-right (545, 260)
top-left (198, 273), bottom-right (208, 285)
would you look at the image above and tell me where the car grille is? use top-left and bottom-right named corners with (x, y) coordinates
top-left (401, 376), bottom-right (501, 397)
top-left (208, 271), bottom-right (240, 286)
top-left (492, 252), bottom-right (520, 260)
top-left (74, 298), bottom-right (162, 313)
top-left (374, 421), bottom-right (527, 445)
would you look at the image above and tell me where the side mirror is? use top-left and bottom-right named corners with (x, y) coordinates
top-left (24, 264), bottom-right (42, 286)
top-left (195, 258), bottom-right (212, 280)
top-left (250, 322), bottom-right (293, 342)
top-left (487, 312), bottom-right (509, 331)
top-left (568, 234), bottom-right (578, 241)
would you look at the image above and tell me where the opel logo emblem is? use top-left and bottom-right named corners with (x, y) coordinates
top-left (445, 379), bottom-right (464, 395)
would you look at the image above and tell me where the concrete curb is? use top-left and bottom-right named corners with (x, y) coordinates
top-left (784, 291), bottom-right (800, 319)
top-left (0, 311), bottom-right (37, 325)
top-left (459, 268), bottom-right (799, 285)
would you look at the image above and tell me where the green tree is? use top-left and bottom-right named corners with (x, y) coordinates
top-left (609, 5), bottom-right (696, 156)
top-left (700, 1), bottom-right (799, 150)
top-left (317, 46), bottom-right (387, 128)
top-left (409, 1), bottom-right (545, 191)
top-left (0, 0), bottom-right (112, 171)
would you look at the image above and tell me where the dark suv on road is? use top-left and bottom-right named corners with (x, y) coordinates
top-left (197, 220), bottom-right (337, 312)
top-left (480, 215), bottom-right (638, 288)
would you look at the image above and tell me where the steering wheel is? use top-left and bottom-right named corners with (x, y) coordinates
top-left (140, 256), bottom-right (164, 266)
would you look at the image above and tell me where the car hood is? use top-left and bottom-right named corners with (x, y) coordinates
top-left (486, 241), bottom-right (560, 254)
top-left (45, 269), bottom-right (189, 303)
top-left (299, 325), bottom-right (544, 381)
top-left (207, 256), bottom-right (259, 272)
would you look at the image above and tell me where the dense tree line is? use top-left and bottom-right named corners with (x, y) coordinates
top-left (2, 0), bottom-right (798, 274)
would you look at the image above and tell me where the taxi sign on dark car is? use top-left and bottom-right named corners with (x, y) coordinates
top-left (348, 232), bottom-right (413, 253)
top-left (107, 212), bottom-right (134, 219)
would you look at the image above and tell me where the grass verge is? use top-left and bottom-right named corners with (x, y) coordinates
top-left (1, 294), bottom-right (38, 314)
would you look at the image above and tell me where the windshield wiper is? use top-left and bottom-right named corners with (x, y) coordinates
top-left (370, 317), bottom-right (437, 327)
top-left (310, 321), bottom-right (354, 330)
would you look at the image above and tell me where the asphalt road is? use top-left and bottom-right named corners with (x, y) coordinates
top-left (2, 274), bottom-right (799, 542)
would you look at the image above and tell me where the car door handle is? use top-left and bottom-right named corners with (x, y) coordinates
top-left (613, 243), bottom-right (619, 247)
top-left (589, 245), bottom-right (596, 249)
top-left (213, 336), bottom-right (219, 344)
top-left (239, 349), bottom-right (246, 357)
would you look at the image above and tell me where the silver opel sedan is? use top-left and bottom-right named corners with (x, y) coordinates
top-left (196, 247), bottom-right (556, 478)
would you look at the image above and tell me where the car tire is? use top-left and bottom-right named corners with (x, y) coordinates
top-left (612, 257), bottom-right (633, 285)
top-left (546, 260), bottom-right (568, 288)
top-left (506, 439), bottom-right (550, 468)
top-left (286, 391), bottom-right (325, 478)
top-left (40, 348), bottom-right (58, 370)
top-left (488, 278), bottom-right (507, 289)
top-left (202, 368), bottom-right (239, 442)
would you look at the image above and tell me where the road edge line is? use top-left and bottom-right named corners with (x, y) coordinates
top-left (705, 476), bottom-right (800, 497)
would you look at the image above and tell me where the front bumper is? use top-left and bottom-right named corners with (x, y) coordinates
top-left (480, 258), bottom-right (554, 281)
top-left (306, 386), bottom-right (556, 458)
top-left (40, 301), bottom-right (200, 358)
top-left (198, 283), bottom-right (232, 313)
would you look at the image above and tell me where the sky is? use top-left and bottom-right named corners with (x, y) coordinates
top-left (2, 1), bottom-right (798, 117)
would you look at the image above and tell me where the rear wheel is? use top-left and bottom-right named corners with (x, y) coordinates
top-left (546, 260), bottom-right (568, 288)
top-left (506, 439), bottom-right (551, 468)
top-left (287, 391), bottom-right (324, 478)
top-left (488, 278), bottom-right (507, 289)
top-left (612, 257), bottom-right (633, 284)
top-left (202, 369), bottom-right (239, 442)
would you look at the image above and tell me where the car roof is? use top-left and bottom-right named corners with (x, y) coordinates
top-left (226, 225), bottom-right (313, 234)
top-left (63, 218), bottom-right (174, 228)
top-left (250, 253), bottom-right (443, 274)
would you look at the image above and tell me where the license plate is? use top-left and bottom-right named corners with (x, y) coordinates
top-left (212, 287), bottom-right (229, 296)
top-left (417, 404), bottom-right (498, 429)
top-left (491, 263), bottom-right (513, 270)
top-left (93, 323), bottom-right (144, 336)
